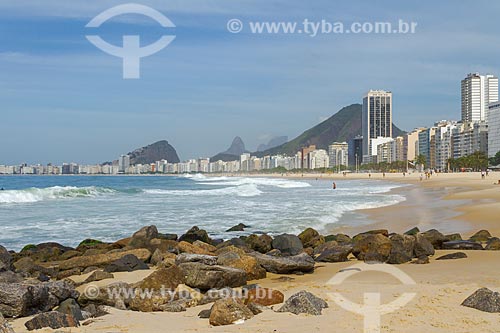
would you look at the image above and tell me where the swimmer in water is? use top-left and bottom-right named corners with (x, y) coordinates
top-left (332, 182), bottom-right (336, 189)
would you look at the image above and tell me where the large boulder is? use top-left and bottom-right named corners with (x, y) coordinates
top-left (0, 281), bottom-right (78, 318)
top-left (462, 288), bottom-right (500, 313)
top-left (175, 253), bottom-right (217, 266)
top-left (469, 230), bottom-right (492, 243)
top-left (24, 311), bottom-right (79, 331)
top-left (421, 229), bottom-right (447, 249)
top-left (209, 298), bottom-right (254, 326)
top-left (249, 252), bottom-right (314, 274)
top-left (277, 290), bottom-right (328, 315)
top-left (315, 243), bottom-right (352, 263)
top-left (176, 241), bottom-right (213, 255)
top-left (226, 223), bottom-right (248, 232)
top-left (352, 234), bottom-right (392, 262)
top-left (353, 229), bottom-right (389, 241)
top-left (404, 227), bottom-right (420, 236)
top-left (21, 243), bottom-right (74, 262)
top-left (216, 252), bottom-right (266, 281)
top-left (128, 292), bottom-right (173, 312)
top-left (387, 234), bottom-right (415, 264)
top-left (442, 241), bottom-right (483, 250)
top-left (413, 234), bottom-right (435, 257)
top-left (271, 234), bottom-right (303, 256)
top-left (485, 237), bottom-right (500, 251)
top-left (0, 246), bottom-right (11, 272)
top-left (58, 249), bottom-right (151, 271)
top-left (55, 298), bottom-right (84, 321)
top-left (178, 263), bottom-right (247, 290)
top-left (104, 254), bottom-right (149, 273)
top-left (298, 228), bottom-right (325, 248)
top-left (436, 252), bottom-right (467, 260)
top-left (136, 266), bottom-right (186, 291)
top-left (178, 226), bottom-right (211, 244)
top-left (245, 234), bottom-right (273, 254)
top-left (128, 225), bottom-right (159, 249)
top-left (78, 281), bottom-right (132, 307)
top-left (13, 257), bottom-right (54, 278)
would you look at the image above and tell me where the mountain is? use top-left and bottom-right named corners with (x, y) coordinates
top-left (255, 103), bottom-right (406, 157)
top-left (211, 136), bottom-right (249, 161)
top-left (127, 140), bottom-right (180, 165)
top-left (257, 136), bottom-right (288, 152)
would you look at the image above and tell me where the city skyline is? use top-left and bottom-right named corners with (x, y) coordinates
top-left (1, 1), bottom-right (500, 164)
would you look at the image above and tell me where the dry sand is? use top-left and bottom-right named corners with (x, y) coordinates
top-left (10, 172), bottom-right (500, 332)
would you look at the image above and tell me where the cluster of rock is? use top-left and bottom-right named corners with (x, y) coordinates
top-left (0, 225), bottom-right (499, 331)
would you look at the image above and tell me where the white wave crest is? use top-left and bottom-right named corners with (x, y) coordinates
top-left (195, 176), bottom-right (311, 188)
top-left (144, 184), bottom-right (262, 197)
top-left (0, 186), bottom-right (116, 204)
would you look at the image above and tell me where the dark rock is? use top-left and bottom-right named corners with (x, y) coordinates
top-left (271, 234), bottom-right (303, 256)
top-left (77, 239), bottom-right (103, 249)
top-left (158, 233), bottom-right (178, 241)
top-left (277, 290), bottom-right (328, 315)
top-left (413, 234), bottom-right (435, 257)
top-left (442, 241), bottom-right (483, 250)
top-left (469, 230), bottom-right (492, 243)
top-left (249, 252), bottom-right (315, 274)
top-left (209, 298), bottom-right (253, 326)
top-left (178, 226), bottom-right (211, 244)
top-left (84, 270), bottom-right (114, 283)
top-left (178, 263), bottom-right (247, 290)
top-left (445, 233), bottom-right (463, 241)
top-left (462, 288), bottom-right (500, 313)
top-left (298, 228), bottom-right (325, 248)
top-left (175, 253), bottom-right (217, 266)
top-left (13, 257), bottom-right (54, 278)
top-left (226, 223), bottom-right (248, 232)
top-left (352, 234), bottom-right (392, 262)
top-left (353, 229), bottom-right (389, 241)
top-left (387, 234), bottom-right (415, 264)
top-left (24, 311), bottom-right (79, 330)
top-left (128, 225), bottom-right (159, 249)
top-left (412, 255), bottom-right (430, 264)
top-left (56, 298), bottom-right (84, 321)
top-left (245, 234), bottom-right (273, 254)
top-left (0, 246), bottom-right (12, 272)
top-left (315, 244), bottom-right (352, 263)
top-left (246, 302), bottom-right (265, 315)
top-left (21, 242), bottom-right (74, 262)
top-left (422, 229), bottom-right (447, 249)
top-left (485, 237), bottom-right (500, 250)
top-left (198, 309), bottom-right (211, 318)
top-left (436, 252), bottom-right (467, 260)
top-left (104, 254), bottom-right (149, 273)
top-left (0, 280), bottom-right (78, 318)
top-left (404, 227), bottom-right (420, 236)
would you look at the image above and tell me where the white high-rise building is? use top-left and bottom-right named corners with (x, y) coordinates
top-left (328, 142), bottom-right (349, 171)
top-left (488, 102), bottom-right (500, 158)
top-left (461, 73), bottom-right (498, 123)
top-left (119, 155), bottom-right (130, 173)
top-left (362, 90), bottom-right (393, 163)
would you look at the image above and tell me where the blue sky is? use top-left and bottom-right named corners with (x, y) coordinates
top-left (1, 0), bottom-right (500, 164)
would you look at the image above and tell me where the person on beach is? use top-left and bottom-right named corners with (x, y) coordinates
top-left (332, 182), bottom-right (336, 190)
top-left (420, 173), bottom-right (423, 181)
top-left (481, 171), bottom-right (485, 179)
top-left (369, 173), bottom-right (371, 178)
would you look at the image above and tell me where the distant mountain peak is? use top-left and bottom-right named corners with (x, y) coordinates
top-left (257, 136), bottom-right (288, 152)
top-left (127, 140), bottom-right (180, 165)
top-left (210, 136), bottom-right (249, 162)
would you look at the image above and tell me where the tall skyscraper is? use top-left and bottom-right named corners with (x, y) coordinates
top-left (461, 73), bottom-right (498, 122)
top-left (362, 90), bottom-right (393, 162)
top-left (488, 102), bottom-right (500, 158)
top-left (119, 154), bottom-right (130, 173)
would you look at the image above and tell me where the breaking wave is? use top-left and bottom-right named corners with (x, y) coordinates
top-left (0, 186), bottom-right (116, 204)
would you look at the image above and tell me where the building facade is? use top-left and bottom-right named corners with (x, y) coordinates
top-left (328, 142), bottom-right (349, 171)
top-left (362, 90), bottom-right (393, 162)
top-left (461, 73), bottom-right (499, 122)
top-left (488, 102), bottom-right (500, 158)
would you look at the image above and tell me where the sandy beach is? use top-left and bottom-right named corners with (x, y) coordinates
top-left (7, 172), bottom-right (500, 333)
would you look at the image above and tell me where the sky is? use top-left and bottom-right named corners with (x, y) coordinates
top-left (1, 0), bottom-right (500, 164)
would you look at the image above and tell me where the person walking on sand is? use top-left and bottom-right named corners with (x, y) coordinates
top-left (481, 171), bottom-right (485, 179)
top-left (369, 173), bottom-right (371, 178)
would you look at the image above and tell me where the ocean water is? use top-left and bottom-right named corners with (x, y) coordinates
top-left (0, 175), bottom-right (406, 251)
